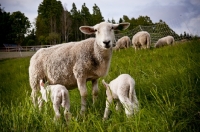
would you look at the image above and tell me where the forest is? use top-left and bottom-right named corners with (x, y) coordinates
top-left (0, 0), bottom-right (190, 47)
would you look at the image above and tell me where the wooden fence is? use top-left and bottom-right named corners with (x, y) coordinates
top-left (1, 44), bottom-right (53, 52)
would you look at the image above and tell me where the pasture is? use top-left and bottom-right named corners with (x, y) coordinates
top-left (0, 40), bottom-right (200, 131)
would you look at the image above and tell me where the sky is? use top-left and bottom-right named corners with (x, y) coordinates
top-left (1, 0), bottom-right (200, 36)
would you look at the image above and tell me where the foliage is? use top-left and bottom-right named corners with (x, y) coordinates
top-left (36, 0), bottom-right (63, 45)
top-left (0, 40), bottom-right (200, 131)
top-left (0, 5), bottom-right (31, 46)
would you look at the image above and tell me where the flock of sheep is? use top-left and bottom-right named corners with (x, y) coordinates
top-left (29, 21), bottom-right (174, 122)
top-left (114, 31), bottom-right (174, 50)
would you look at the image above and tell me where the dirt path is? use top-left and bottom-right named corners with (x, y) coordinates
top-left (0, 52), bottom-right (35, 60)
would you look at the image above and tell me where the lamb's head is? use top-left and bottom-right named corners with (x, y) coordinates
top-left (79, 22), bottom-right (130, 49)
top-left (39, 80), bottom-right (48, 102)
top-left (102, 79), bottom-right (112, 97)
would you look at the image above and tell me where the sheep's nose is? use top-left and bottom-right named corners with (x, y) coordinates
top-left (103, 40), bottom-right (110, 45)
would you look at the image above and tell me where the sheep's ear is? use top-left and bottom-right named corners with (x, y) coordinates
top-left (113, 22), bottom-right (130, 31)
top-left (79, 26), bottom-right (96, 35)
top-left (102, 79), bottom-right (109, 89)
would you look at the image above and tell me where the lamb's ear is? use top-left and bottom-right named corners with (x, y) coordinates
top-left (102, 79), bottom-right (109, 89)
top-left (79, 26), bottom-right (96, 35)
top-left (40, 79), bottom-right (44, 87)
top-left (113, 22), bottom-right (130, 31)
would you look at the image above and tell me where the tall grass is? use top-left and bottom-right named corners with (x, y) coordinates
top-left (0, 40), bottom-right (200, 131)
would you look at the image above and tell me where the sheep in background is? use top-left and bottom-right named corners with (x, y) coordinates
top-left (39, 80), bottom-right (71, 121)
top-left (154, 35), bottom-right (174, 48)
top-left (29, 22), bottom-right (130, 115)
top-left (132, 31), bottom-right (151, 50)
top-left (102, 74), bottom-right (139, 120)
top-left (114, 36), bottom-right (131, 50)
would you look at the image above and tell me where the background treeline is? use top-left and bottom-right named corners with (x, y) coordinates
top-left (0, 0), bottom-right (191, 47)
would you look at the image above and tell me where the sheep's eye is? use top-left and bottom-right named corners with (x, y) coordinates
top-left (94, 29), bottom-right (97, 32)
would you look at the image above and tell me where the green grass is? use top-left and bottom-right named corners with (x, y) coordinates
top-left (0, 40), bottom-right (200, 131)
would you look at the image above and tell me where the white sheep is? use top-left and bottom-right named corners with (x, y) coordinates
top-left (102, 74), bottom-right (139, 120)
top-left (39, 80), bottom-right (71, 121)
top-left (132, 31), bottom-right (151, 50)
top-left (114, 36), bottom-right (131, 50)
top-left (154, 35), bottom-right (174, 48)
top-left (29, 22), bottom-right (130, 115)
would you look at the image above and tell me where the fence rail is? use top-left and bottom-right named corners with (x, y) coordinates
top-left (1, 45), bottom-right (53, 52)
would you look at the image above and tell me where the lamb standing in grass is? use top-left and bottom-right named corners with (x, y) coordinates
top-left (102, 74), bottom-right (139, 120)
top-left (114, 36), bottom-right (131, 50)
top-left (29, 22), bottom-right (130, 114)
top-left (132, 31), bottom-right (151, 50)
top-left (39, 80), bottom-right (71, 121)
top-left (154, 35), bottom-right (174, 48)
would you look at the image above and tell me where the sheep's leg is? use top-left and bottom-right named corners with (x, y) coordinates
top-left (92, 79), bottom-right (98, 104)
top-left (31, 89), bottom-right (38, 107)
top-left (103, 98), bottom-right (113, 120)
top-left (77, 78), bottom-right (87, 115)
top-left (38, 96), bottom-right (44, 110)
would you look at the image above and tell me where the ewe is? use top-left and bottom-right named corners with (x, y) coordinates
top-left (114, 36), bottom-right (131, 50)
top-left (39, 80), bottom-right (71, 121)
top-left (29, 22), bottom-right (130, 114)
top-left (132, 31), bottom-right (151, 50)
top-left (102, 74), bottom-right (139, 120)
top-left (154, 35), bottom-right (174, 48)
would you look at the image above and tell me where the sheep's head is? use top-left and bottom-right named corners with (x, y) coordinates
top-left (79, 22), bottom-right (130, 49)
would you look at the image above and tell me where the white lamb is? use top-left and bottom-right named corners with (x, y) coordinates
top-left (114, 36), bottom-right (131, 50)
top-left (102, 74), bottom-right (139, 120)
top-left (154, 35), bottom-right (174, 48)
top-left (39, 80), bottom-right (71, 121)
top-left (29, 22), bottom-right (130, 115)
top-left (132, 31), bottom-right (151, 50)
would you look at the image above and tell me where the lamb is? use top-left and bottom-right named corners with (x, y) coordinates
top-left (114, 36), bottom-right (131, 50)
top-left (29, 22), bottom-right (130, 115)
top-left (154, 35), bottom-right (174, 48)
top-left (39, 80), bottom-right (71, 121)
top-left (132, 31), bottom-right (151, 50)
top-left (102, 74), bottom-right (139, 120)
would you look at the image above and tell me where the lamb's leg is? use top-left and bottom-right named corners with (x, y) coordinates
top-left (77, 78), bottom-right (87, 115)
top-left (119, 95), bottom-right (133, 117)
top-left (103, 98), bottom-right (113, 120)
top-left (53, 103), bottom-right (60, 120)
top-left (115, 101), bottom-right (122, 111)
top-left (62, 92), bottom-right (71, 122)
top-left (92, 79), bottom-right (98, 104)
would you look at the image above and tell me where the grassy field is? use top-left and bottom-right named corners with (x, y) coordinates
top-left (0, 40), bottom-right (200, 131)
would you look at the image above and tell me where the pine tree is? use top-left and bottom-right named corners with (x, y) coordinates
top-left (92, 4), bottom-right (104, 25)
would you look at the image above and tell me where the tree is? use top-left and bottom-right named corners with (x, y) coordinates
top-left (22, 29), bottom-right (36, 46)
top-left (0, 4), bottom-right (12, 46)
top-left (92, 4), bottom-right (104, 25)
top-left (119, 18), bottom-right (123, 23)
top-left (80, 3), bottom-right (92, 39)
top-left (62, 5), bottom-right (72, 42)
top-left (70, 3), bottom-right (82, 41)
top-left (36, 0), bottom-right (64, 44)
top-left (9, 11), bottom-right (31, 45)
